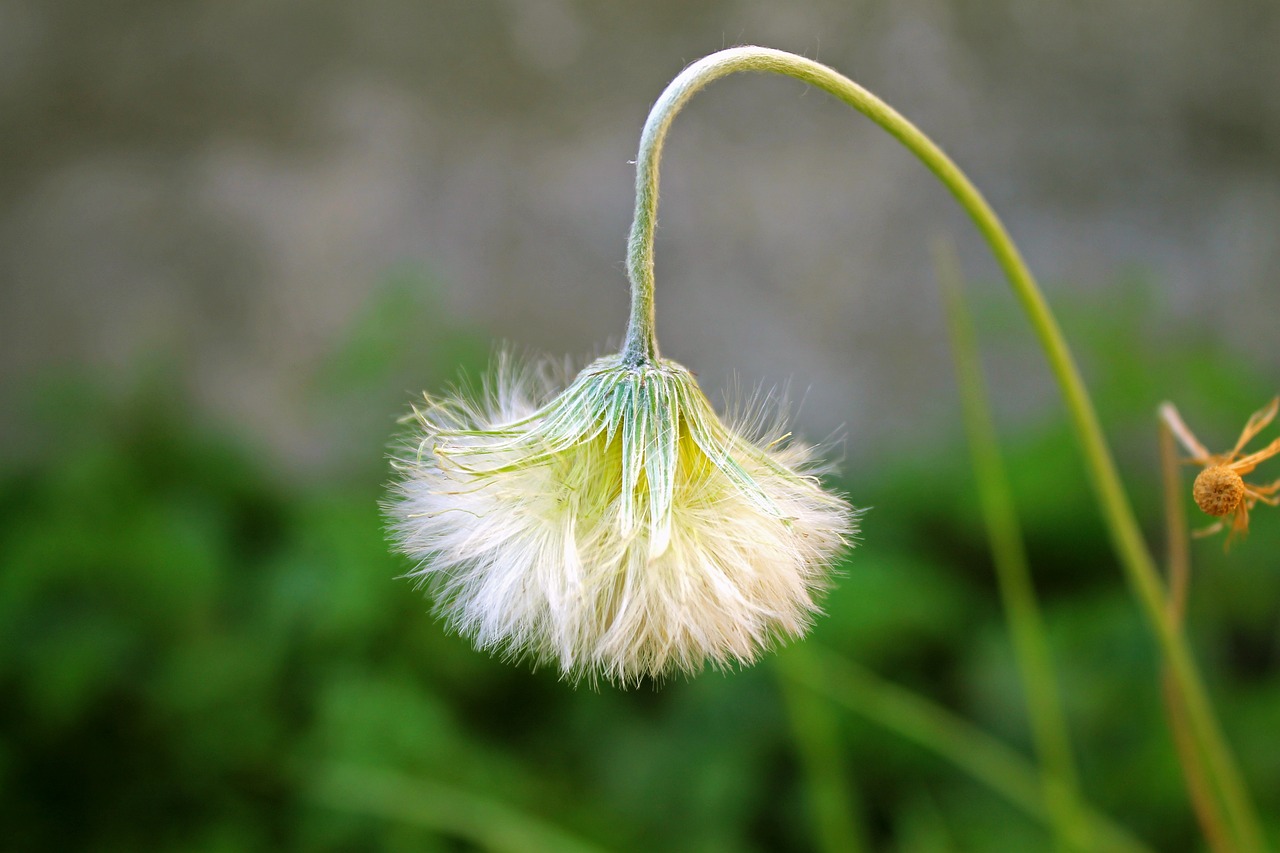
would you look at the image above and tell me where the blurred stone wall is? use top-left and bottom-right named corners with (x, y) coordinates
top-left (3, 0), bottom-right (1278, 468)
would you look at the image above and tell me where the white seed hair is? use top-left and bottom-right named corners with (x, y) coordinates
top-left (387, 351), bottom-right (857, 686)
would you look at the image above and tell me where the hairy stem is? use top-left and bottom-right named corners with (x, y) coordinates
top-left (625, 45), bottom-right (1264, 850)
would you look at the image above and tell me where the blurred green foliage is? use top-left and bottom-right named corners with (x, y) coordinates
top-left (1, 271), bottom-right (1277, 851)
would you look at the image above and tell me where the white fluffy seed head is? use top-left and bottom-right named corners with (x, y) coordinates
top-left (386, 351), bottom-right (858, 687)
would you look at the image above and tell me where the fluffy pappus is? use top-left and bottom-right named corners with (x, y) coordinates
top-left (386, 351), bottom-right (857, 686)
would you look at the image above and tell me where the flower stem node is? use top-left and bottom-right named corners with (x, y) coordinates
top-left (389, 352), bottom-right (856, 686)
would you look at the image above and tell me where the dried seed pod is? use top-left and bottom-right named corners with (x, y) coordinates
top-left (1161, 397), bottom-right (1280, 544)
top-left (1192, 466), bottom-right (1245, 518)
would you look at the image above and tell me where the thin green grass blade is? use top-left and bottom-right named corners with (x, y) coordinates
top-left (783, 646), bottom-right (1153, 853)
top-left (311, 764), bottom-right (608, 853)
top-left (933, 238), bottom-right (1089, 851)
top-left (775, 649), bottom-right (868, 853)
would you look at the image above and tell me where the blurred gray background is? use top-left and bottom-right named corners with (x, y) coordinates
top-left (3, 0), bottom-right (1278, 469)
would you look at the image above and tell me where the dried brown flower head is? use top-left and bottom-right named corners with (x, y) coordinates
top-left (1160, 398), bottom-right (1280, 544)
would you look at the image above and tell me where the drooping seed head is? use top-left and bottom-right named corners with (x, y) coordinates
top-left (386, 351), bottom-right (857, 686)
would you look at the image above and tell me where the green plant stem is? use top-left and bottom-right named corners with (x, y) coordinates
top-left (934, 238), bottom-right (1087, 852)
top-left (1159, 407), bottom-right (1193, 628)
top-left (775, 649), bottom-right (868, 853)
top-left (783, 646), bottom-right (1152, 853)
top-left (1159, 416), bottom-right (1233, 853)
top-left (623, 46), bottom-right (1264, 850)
top-left (311, 764), bottom-right (607, 853)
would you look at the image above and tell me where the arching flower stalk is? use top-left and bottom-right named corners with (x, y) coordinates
top-left (387, 46), bottom-right (1264, 844)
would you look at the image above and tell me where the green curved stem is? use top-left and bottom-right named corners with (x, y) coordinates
top-left (624, 46), bottom-right (1264, 851)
